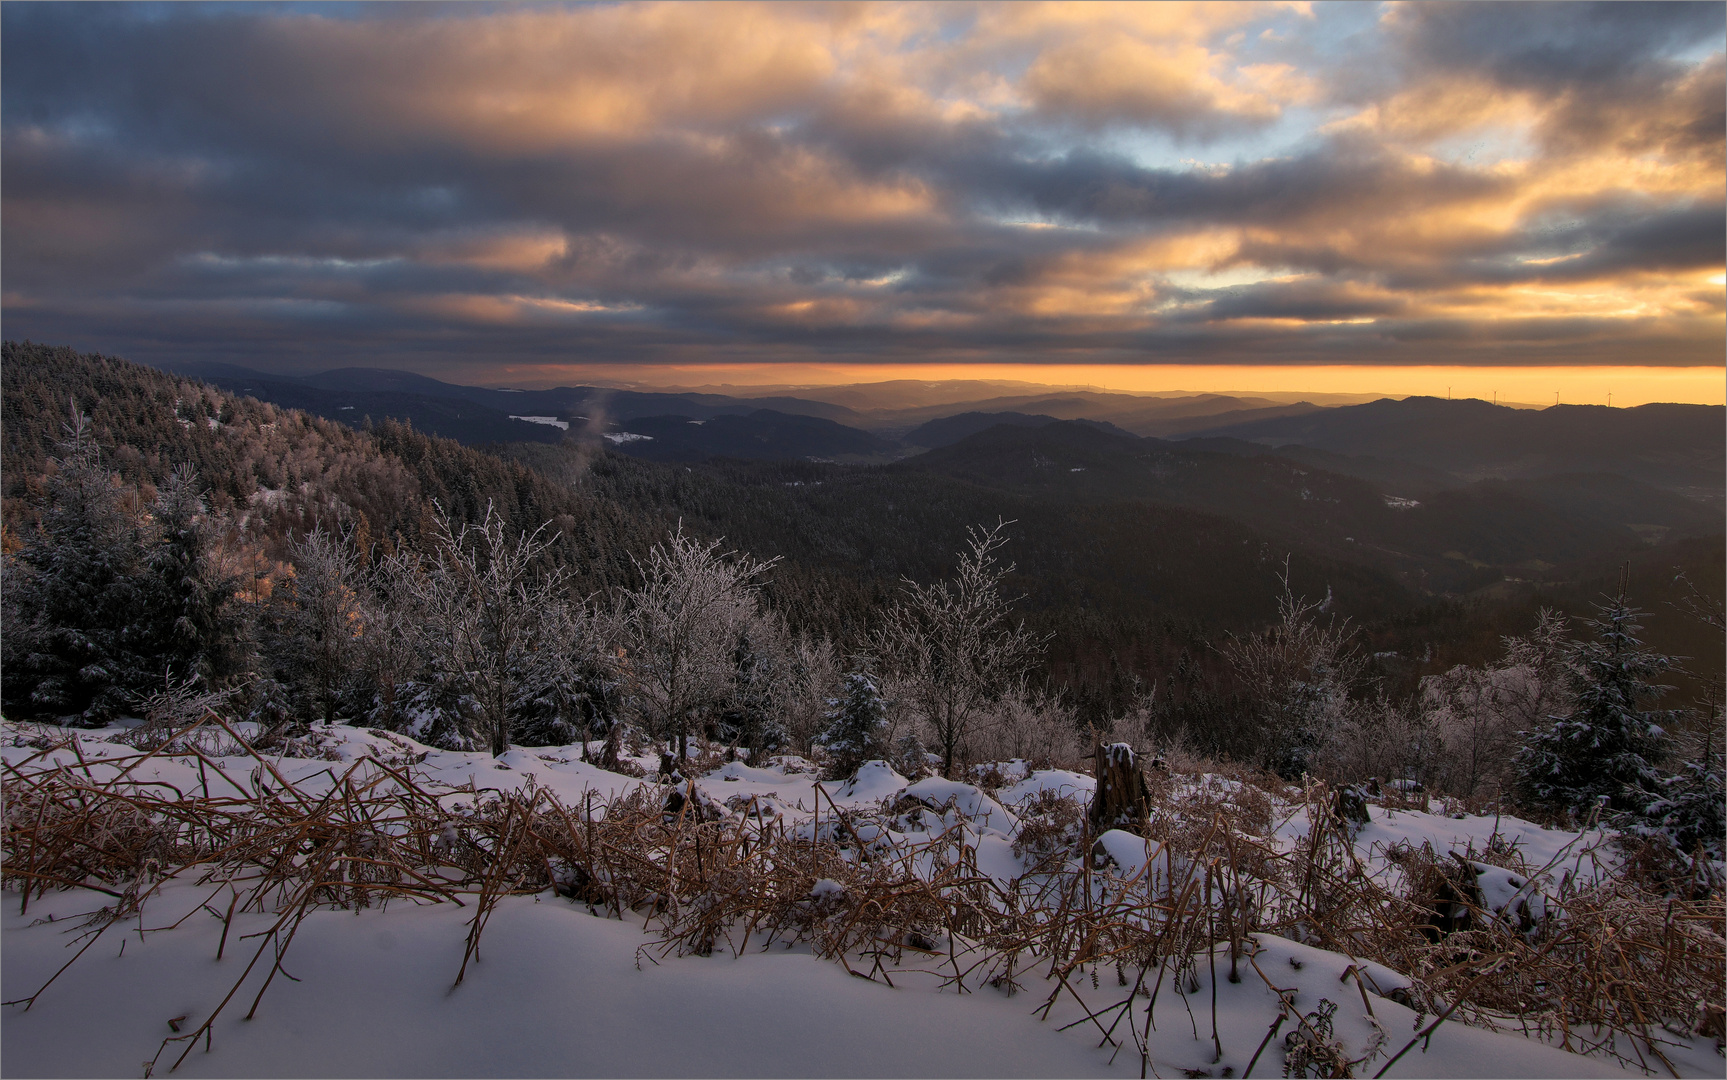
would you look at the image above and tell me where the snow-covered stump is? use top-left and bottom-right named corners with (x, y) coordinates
top-left (1332, 783), bottom-right (1371, 829)
top-left (1087, 742), bottom-right (1150, 836)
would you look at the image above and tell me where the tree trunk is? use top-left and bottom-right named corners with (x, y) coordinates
top-left (491, 695), bottom-right (509, 756)
top-left (1088, 742), bottom-right (1150, 836)
top-left (599, 720), bottom-right (623, 772)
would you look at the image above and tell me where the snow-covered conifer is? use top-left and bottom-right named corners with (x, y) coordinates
top-left (1514, 596), bottom-right (1676, 817)
top-left (1635, 758), bottom-right (1725, 861)
top-left (718, 628), bottom-right (790, 758)
top-left (3, 405), bottom-right (154, 722)
top-left (144, 464), bottom-right (246, 690)
top-left (817, 672), bottom-right (888, 778)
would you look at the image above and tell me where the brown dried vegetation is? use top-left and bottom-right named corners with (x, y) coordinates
top-left (3, 715), bottom-right (1721, 1077)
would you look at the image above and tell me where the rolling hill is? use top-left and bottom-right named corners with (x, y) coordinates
top-left (1188, 396), bottom-right (1725, 497)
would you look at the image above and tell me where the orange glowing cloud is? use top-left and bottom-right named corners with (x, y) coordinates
top-left (0, 1), bottom-right (1719, 379)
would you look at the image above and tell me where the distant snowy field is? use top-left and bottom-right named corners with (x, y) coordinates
top-left (4, 723), bottom-right (1718, 1079)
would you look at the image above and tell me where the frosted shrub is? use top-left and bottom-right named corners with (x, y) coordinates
top-left (875, 521), bottom-right (1047, 778)
top-left (1222, 570), bottom-right (1362, 778)
top-left (615, 525), bottom-right (778, 760)
top-left (1418, 610), bottom-right (1572, 800)
top-left (779, 635), bottom-right (840, 755)
top-left (393, 504), bottom-right (570, 756)
top-left (969, 684), bottom-right (1087, 770)
top-left (1313, 697), bottom-right (1441, 792)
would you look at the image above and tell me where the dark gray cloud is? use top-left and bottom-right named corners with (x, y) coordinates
top-left (2, 1), bottom-right (1720, 377)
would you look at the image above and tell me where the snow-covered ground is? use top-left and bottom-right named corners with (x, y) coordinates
top-left (3, 723), bottom-right (1719, 1078)
top-left (5, 884), bottom-right (1664, 1079)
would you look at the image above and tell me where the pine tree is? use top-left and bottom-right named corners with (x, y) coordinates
top-left (257, 527), bottom-right (365, 727)
top-left (143, 464), bottom-right (245, 689)
top-left (1515, 592), bottom-right (1677, 817)
top-left (817, 672), bottom-right (888, 779)
top-left (3, 406), bottom-right (155, 722)
top-left (1636, 759), bottom-right (1725, 861)
top-left (718, 631), bottom-right (786, 758)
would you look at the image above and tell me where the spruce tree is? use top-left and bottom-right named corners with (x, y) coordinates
top-left (1637, 759), bottom-right (1725, 860)
top-left (1515, 593), bottom-right (1676, 817)
top-left (719, 632), bottom-right (785, 758)
top-left (817, 672), bottom-right (888, 779)
top-left (3, 407), bottom-right (155, 722)
top-left (143, 464), bottom-right (245, 689)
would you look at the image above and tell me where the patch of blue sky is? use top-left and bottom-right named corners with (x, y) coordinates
top-left (979, 212), bottom-right (1102, 234)
top-left (1424, 125), bottom-right (1539, 170)
top-left (194, 295), bottom-right (354, 319)
top-left (1161, 265), bottom-right (1298, 293)
top-left (15, 112), bottom-right (119, 143)
top-left (184, 251), bottom-right (402, 274)
top-left (1225, 1), bottom-right (1385, 69)
top-left (1096, 106), bottom-right (1333, 176)
top-left (1669, 35), bottom-right (1726, 66)
top-left (151, 2), bottom-right (617, 24)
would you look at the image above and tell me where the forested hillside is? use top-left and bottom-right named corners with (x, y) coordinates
top-left (4, 340), bottom-right (1722, 768)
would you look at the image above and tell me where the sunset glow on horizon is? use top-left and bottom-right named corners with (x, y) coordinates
top-left (3, 2), bottom-right (1721, 389)
top-left (475, 362), bottom-right (1727, 408)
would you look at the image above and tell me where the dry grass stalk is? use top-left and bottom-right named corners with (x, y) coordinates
top-left (3, 716), bottom-right (1720, 1077)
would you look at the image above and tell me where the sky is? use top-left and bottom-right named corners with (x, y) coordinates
top-left (3, 1), bottom-right (1723, 403)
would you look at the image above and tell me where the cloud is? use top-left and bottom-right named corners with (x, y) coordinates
top-left (1, 1), bottom-right (1720, 374)
top-left (1021, 35), bottom-right (1284, 138)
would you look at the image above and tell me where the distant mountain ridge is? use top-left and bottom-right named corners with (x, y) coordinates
top-left (601, 411), bottom-right (900, 462)
top-left (159, 361), bottom-right (872, 446)
top-left (153, 363), bottom-right (1724, 500)
top-left (874, 390), bottom-right (1324, 437)
top-left (1187, 396), bottom-right (1724, 497)
top-left (901, 420), bottom-right (1722, 594)
top-left (903, 412), bottom-right (1134, 448)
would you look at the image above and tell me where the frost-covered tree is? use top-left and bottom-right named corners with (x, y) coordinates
top-left (616, 525), bottom-right (778, 761)
top-left (1314, 695), bottom-right (1442, 791)
top-left (971, 681), bottom-right (1086, 770)
top-left (1515, 595), bottom-right (1676, 817)
top-left (876, 521), bottom-right (1045, 778)
top-left (551, 604), bottom-right (624, 760)
top-left (717, 627), bottom-right (788, 759)
top-left (258, 527), bottom-right (365, 726)
top-left (350, 554), bottom-right (425, 733)
top-left (400, 504), bottom-right (568, 756)
top-left (1419, 610), bottom-right (1572, 799)
top-left (1222, 566), bottom-right (1362, 779)
top-left (781, 634), bottom-right (841, 756)
top-left (508, 598), bottom-right (585, 747)
top-left (817, 672), bottom-right (888, 778)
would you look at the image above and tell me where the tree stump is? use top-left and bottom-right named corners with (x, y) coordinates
top-left (598, 722), bottom-right (624, 773)
top-left (1088, 742), bottom-right (1151, 836)
top-left (1332, 784), bottom-right (1371, 828)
